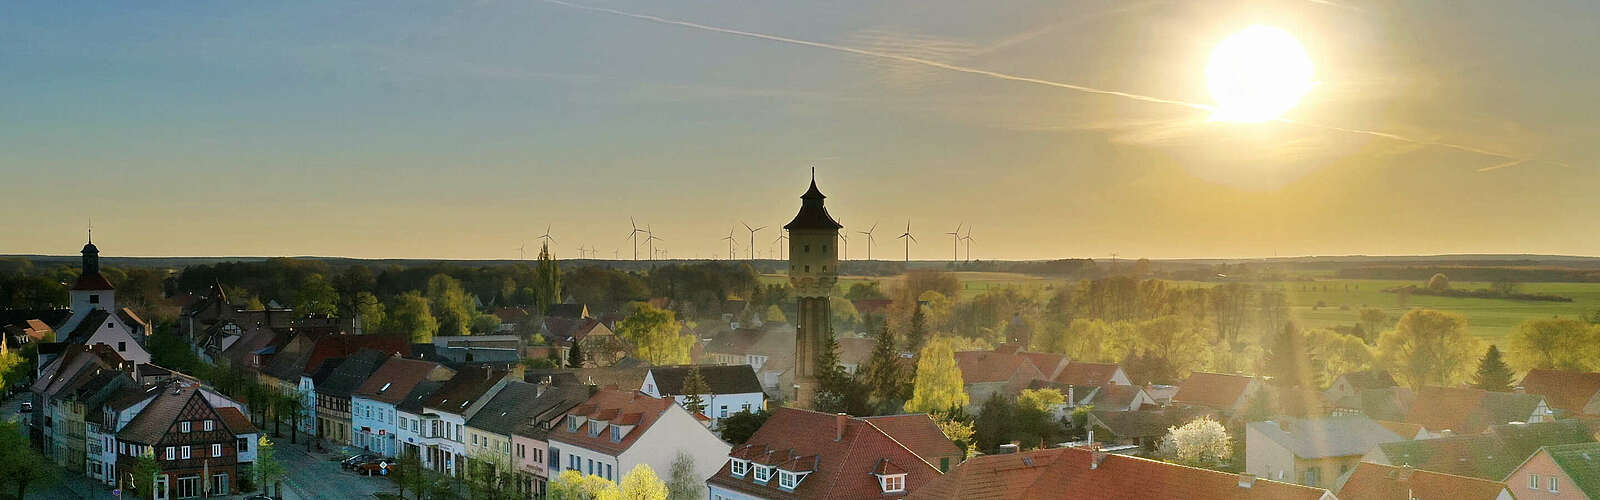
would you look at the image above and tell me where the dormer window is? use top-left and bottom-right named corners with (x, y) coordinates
top-left (879, 474), bottom-right (906, 493)
top-left (567, 416), bottom-right (580, 432)
top-left (610, 426), bottom-right (623, 442)
top-left (589, 421), bottom-right (606, 437)
top-left (753, 465), bottom-right (772, 483)
top-left (778, 471), bottom-right (801, 490)
top-left (729, 458), bottom-right (749, 477)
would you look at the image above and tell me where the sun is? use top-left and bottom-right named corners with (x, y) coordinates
top-left (1206, 25), bottom-right (1315, 123)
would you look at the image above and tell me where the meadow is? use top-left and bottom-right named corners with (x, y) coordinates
top-left (762, 272), bottom-right (1600, 343)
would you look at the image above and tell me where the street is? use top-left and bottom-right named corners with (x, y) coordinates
top-left (3, 393), bottom-right (397, 500)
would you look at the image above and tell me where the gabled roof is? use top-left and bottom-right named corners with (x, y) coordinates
top-left (470, 381), bottom-right (589, 437)
top-left (1373, 422), bottom-right (1595, 481)
top-left (1172, 372), bottom-right (1255, 410)
top-left (1336, 370), bottom-right (1398, 391)
top-left (1486, 420), bottom-right (1597, 464)
top-left (303, 335), bottom-right (411, 378)
top-left (1521, 369), bottom-right (1600, 415)
top-left (61, 309), bottom-right (112, 344)
top-left (422, 365), bottom-right (508, 416)
top-left (1247, 416), bottom-right (1403, 459)
top-left (117, 380), bottom-right (206, 444)
top-left (1405, 386), bottom-right (1548, 434)
top-left (1542, 442), bottom-right (1600, 497)
top-left (354, 357), bottom-right (452, 405)
top-left (117, 308), bottom-right (148, 330)
top-left (953, 350), bottom-right (1042, 384)
top-left (316, 349), bottom-right (389, 399)
top-left (708, 408), bottom-right (941, 499)
top-left (647, 365), bottom-right (763, 395)
top-left (1088, 408), bottom-right (1217, 440)
top-left (395, 380), bottom-right (445, 414)
top-left (1335, 462), bottom-right (1510, 500)
top-left (1017, 352), bottom-right (1069, 380)
top-left (216, 406), bottom-right (257, 435)
top-left (1088, 384), bottom-right (1147, 410)
top-left (545, 303), bottom-right (590, 319)
top-left (547, 388), bottom-right (676, 456)
top-left (908, 447), bottom-right (1329, 500)
top-left (862, 414), bottom-right (963, 463)
top-left (1333, 387), bottom-right (1415, 421)
top-left (1054, 362), bottom-right (1124, 387)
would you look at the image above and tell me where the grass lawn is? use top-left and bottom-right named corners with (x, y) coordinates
top-left (762, 272), bottom-right (1600, 344)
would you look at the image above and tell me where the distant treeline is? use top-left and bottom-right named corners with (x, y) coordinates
top-left (1383, 285), bottom-right (1573, 302)
top-left (1338, 266), bottom-right (1600, 283)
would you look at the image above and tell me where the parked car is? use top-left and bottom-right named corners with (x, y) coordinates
top-left (340, 454), bottom-right (377, 470)
top-left (19, 402), bottom-right (32, 413)
top-left (354, 459), bottom-right (391, 476)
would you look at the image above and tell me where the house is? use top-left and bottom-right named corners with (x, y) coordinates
top-left (1404, 386), bottom-right (1553, 434)
top-left (1245, 415), bottom-right (1405, 488)
top-left (351, 356), bottom-right (455, 457)
top-left (1503, 442), bottom-right (1600, 499)
top-left (1323, 370), bottom-right (1398, 405)
top-left (48, 241), bottom-right (153, 366)
top-left (542, 317), bottom-right (620, 367)
top-left (394, 380), bottom-right (446, 471)
top-left (260, 334), bottom-right (410, 438)
top-left (1084, 407), bottom-right (1219, 453)
top-left (546, 303), bottom-right (591, 320)
top-left (547, 388), bottom-right (730, 495)
top-left (49, 366), bottom-right (137, 474)
top-left (114, 379), bottom-right (254, 499)
top-left (641, 365), bottom-right (766, 425)
top-left (466, 380), bottom-right (589, 498)
top-left (1520, 369), bottom-right (1600, 416)
top-left (834, 337), bottom-right (876, 375)
top-left (952, 349), bottom-right (1047, 409)
top-left (701, 325), bottom-right (796, 397)
top-left (415, 365), bottom-right (519, 476)
top-left (429, 335), bottom-right (526, 367)
top-left (1336, 462), bottom-right (1514, 500)
top-left (907, 446), bottom-right (1335, 500)
top-left (1025, 380), bottom-right (1157, 415)
top-left (706, 408), bottom-right (945, 499)
top-left (316, 349), bottom-right (394, 446)
top-left (1172, 372), bottom-right (1264, 415)
top-left (1363, 420), bottom-right (1595, 480)
top-left (31, 344), bottom-right (127, 454)
top-left (861, 414), bottom-right (964, 473)
top-left (1054, 361), bottom-right (1132, 387)
top-left (1330, 386), bottom-right (1416, 421)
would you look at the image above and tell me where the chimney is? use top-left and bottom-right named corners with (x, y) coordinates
top-left (1089, 448), bottom-right (1108, 469)
top-left (835, 413), bottom-right (848, 442)
top-left (1067, 386), bottom-right (1075, 405)
top-left (1396, 465), bottom-right (1415, 481)
top-left (1237, 473), bottom-right (1256, 489)
top-left (999, 443), bottom-right (1020, 455)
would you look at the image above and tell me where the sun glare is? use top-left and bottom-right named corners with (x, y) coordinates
top-left (1206, 25), bottom-right (1315, 123)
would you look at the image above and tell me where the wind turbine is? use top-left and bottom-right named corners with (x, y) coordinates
top-left (945, 222), bottom-right (963, 262)
top-left (625, 218), bottom-right (645, 261)
top-left (961, 226), bottom-right (975, 262)
top-left (722, 229), bottom-right (737, 260)
top-left (839, 231), bottom-right (849, 261)
top-left (897, 221), bottom-right (917, 263)
top-left (514, 241), bottom-right (528, 260)
top-left (645, 225), bottom-right (662, 260)
top-left (858, 221), bottom-right (878, 261)
top-left (538, 224), bottom-right (556, 247)
top-left (773, 231), bottom-right (789, 260)
top-left (742, 222), bottom-right (766, 261)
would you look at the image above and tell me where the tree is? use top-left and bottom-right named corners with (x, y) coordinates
top-left (763, 305), bottom-right (787, 324)
top-left (352, 291), bottom-right (386, 335)
top-left (1158, 417), bottom-right (1231, 468)
top-left (1358, 308), bottom-right (1388, 343)
top-left (1472, 345), bottom-right (1516, 392)
top-left (534, 243), bottom-right (564, 314)
top-left (0, 422), bottom-right (56, 499)
top-left (904, 339), bottom-right (968, 413)
top-left (1263, 322), bottom-right (1314, 389)
top-left (386, 291), bottom-right (439, 343)
top-left (844, 281), bottom-right (888, 301)
top-left (567, 338), bottom-right (585, 368)
top-left (294, 273), bottom-right (339, 316)
top-left (254, 436), bottom-right (286, 497)
top-left (131, 453), bottom-right (162, 499)
top-left (1129, 315), bottom-right (1210, 384)
top-left (680, 365), bottom-right (709, 415)
top-left (1427, 273), bottom-right (1451, 291)
top-left (906, 303), bottom-right (928, 354)
top-left (1507, 318), bottom-right (1598, 371)
top-left (1303, 328), bottom-right (1374, 385)
top-left (932, 411), bottom-right (975, 459)
top-left (617, 303), bottom-right (694, 365)
top-left (616, 464), bottom-right (669, 500)
top-left (1490, 279), bottom-right (1521, 296)
top-left (831, 296), bottom-right (861, 332)
top-left (470, 313), bottom-right (502, 334)
top-left (390, 453), bottom-right (427, 500)
top-left (718, 409), bottom-right (771, 445)
top-left (666, 452), bottom-right (701, 500)
top-left (548, 470), bottom-right (617, 500)
top-left (427, 273), bottom-right (475, 337)
top-left (1376, 309), bottom-right (1480, 389)
top-left (972, 392), bottom-right (1014, 452)
top-left (1014, 388), bottom-right (1066, 449)
top-left (863, 325), bottom-right (909, 408)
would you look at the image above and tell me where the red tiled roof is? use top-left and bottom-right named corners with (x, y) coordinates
top-left (909, 447), bottom-right (1329, 500)
top-left (547, 388), bottom-right (674, 456)
top-left (1404, 386), bottom-right (1547, 434)
top-left (1521, 369), bottom-right (1600, 415)
top-left (354, 357), bottom-right (451, 405)
top-left (1336, 462), bottom-right (1509, 500)
top-left (216, 406), bottom-right (257, 435)
top-left (304, 335), bottom-right (410, 376)
top-left (707, 408), bottom-right (942, 500)
top-left (1018, 352), bottom-right (1069, 380)
top-left (71, 272), bottom-right (115, 291)
top-left (954, 350), bottom-right (1043, 384)
top-left (863, 414), bottom-right (962, 464)
top-left (1173, 372), bottom-right (1255, 410)
top-left (1054, 362), bottom-right (1124, 387)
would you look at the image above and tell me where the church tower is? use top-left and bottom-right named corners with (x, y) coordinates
top-left (783, 170), bottom-right (841, 406)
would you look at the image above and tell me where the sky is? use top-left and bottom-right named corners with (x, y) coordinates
top-left (3, 0), bottom-right (1597, 261)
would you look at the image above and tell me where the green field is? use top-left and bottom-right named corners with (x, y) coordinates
top-left (762, 272), bottom-right (1600, 343)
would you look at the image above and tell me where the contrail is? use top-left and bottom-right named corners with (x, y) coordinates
top-left (539, 0), bottom-right (1558, 171)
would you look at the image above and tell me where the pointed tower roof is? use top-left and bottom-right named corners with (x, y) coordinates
top-left (784, 169), bottom-right (843, 231)
top-left (72, 238), bottom-right (113, 291)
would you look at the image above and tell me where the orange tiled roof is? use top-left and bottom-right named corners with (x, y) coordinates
top-left (1521, 369), bottom-right (1600, 415)
top-left (954, 350), bottom-right (1042, 384)
top-left (547, 388), bottom-right (674, 456)
top-left (1055, 362), bottom-right (1124, 387)
top-left (909, 447), bottom-right (1329, 500)
top-left (863, 414), bottom-right (962, 464)
top-left (707, 408), bottom-right (941, 500)
top-left (1173, 372), bottom-right (1255, 410)
top-left (1336, 462), bottom-right (1509, 500)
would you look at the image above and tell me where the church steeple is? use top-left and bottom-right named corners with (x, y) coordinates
top-left (81, 240), bottom-right (101, 276)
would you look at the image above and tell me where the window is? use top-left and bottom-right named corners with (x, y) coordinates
top-left (588, 459), bottom-right (594, 475)
top-left (804, 265), bottom-right (810, 272)
top-left (180, 421), bottom-right (191, 433)
top-left (181, 446), bottom-right (191, 459)
top-left (741, 403), bottom-right (751, 412)
top-left (568, 417), bottom-right (579, 432)
top-left (610, 426), bottom-right (622, 442)
top-left (753, 465), bottom-right (771, 483)
top-left (880, 474), bottom-right (906, 493)
top-left (212, 444), bottom-right (222, 457)
top-left (730, 459), bottom-right (748, 477)
top-left (1304, 467), bottom-right (1320, 487)
top-left (719, 405), bottom-right (728, 418)
top-left (1529, 474), bottom-right (1539, 489)
top-left (237, 438), bottom-right (249, 452)
top-left (517, 443), bottom-right (526, 459)
top-left (804, 245), bottom-right (811, 253)
top-left (211, 473), bottom-right (229, 496)
top-left (605, 464), bottom-right (612, 480)
top-left (1550, 477), bottom-right (1559, 493)
top-left (117, 341), bottom-right (126, 352)
top-left (779, 471), bottom-right (797, 490)
top-left (89, 295), bottom-right (100, 304)
top-left (940, 457), bottom-right (950, 472)
top-left (166, 447), bottom-right (175, 460)
top-left (204, 420), bottom-right (214, 431)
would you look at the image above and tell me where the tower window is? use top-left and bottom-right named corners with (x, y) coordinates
top-left (804, 244), bottom-right (811, 253)
top-left (805, 265), bottom-right (811, 272)
top-left (822, 266), bottom-right (827, 272)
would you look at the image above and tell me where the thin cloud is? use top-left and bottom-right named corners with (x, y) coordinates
top-left (537, 0), bottom-right (1555, 172)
